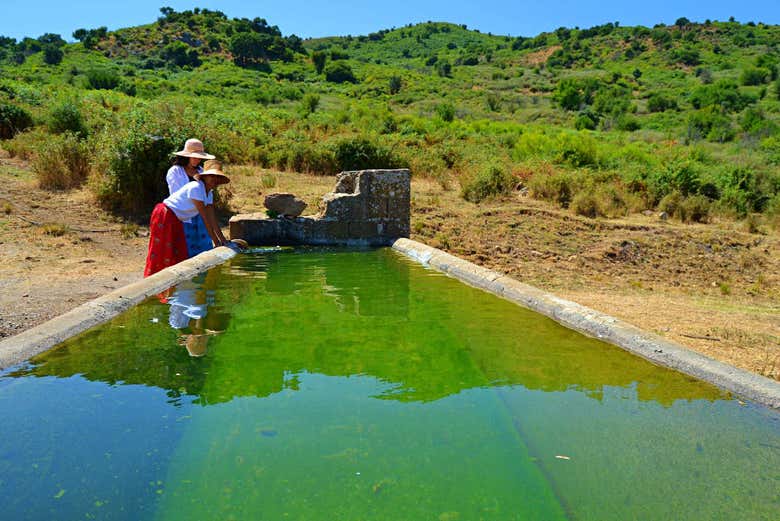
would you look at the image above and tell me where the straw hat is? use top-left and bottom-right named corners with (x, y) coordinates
top-left (184, 334), bottom-right (209, 357)
top-left (175, 138), bottom-right (215, 160)
top-left (195, 160), bottom-right (230, 186)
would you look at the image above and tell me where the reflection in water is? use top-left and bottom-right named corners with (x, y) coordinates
top-left (14, 248), bottom-right (723, 406)
top-left (1, 248), bottom-right (778, 521)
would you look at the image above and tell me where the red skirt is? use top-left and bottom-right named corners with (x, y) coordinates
top-left (144, 203), bottom-right (188, 277)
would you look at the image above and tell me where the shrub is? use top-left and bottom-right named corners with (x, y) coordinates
top-left (42, 45), bottom-right (63, 65)
top-left (740, 67), bottom-right (769, 86)
top-left (273, 142), bottom-right (337, 175)
top-left (332, 136), bottom-right (405, 172)
top-left (435, 102), bottom-right (455, 122)
top-left (86, 68), bottom-right (120, 90)
top-left (31, 132), bottom-right (90, 190)
top-left (528, 170), bottom-right (576, 207)
top-left (658, 191), bottom-right (682, 216)
top-left (460, 164), bottom-right (516, 203)
top-left (647, 93), bottom-right (678, 112)
top-left (324, 62), bottom-right (356, 83)
top-left (575, 113), bottom-right (597, 130)
top-left (570, 190), bottom-right (601, 217)
top-left (312, 50), bottom-right (327, 74)
top-left (616, 115), bottom-right (641, 131)
top-left (48, 101), bottom-right (87, 137)
top-left (556, 132), bottom-right (599, 167)
top-left (389, 76), bottom-right (402, 94)
top-left (690, 80), bottom-right (755, 112)
top-left (93, 128), bottom-right (190, 215)
top-left (678, 195), bottom-right (711, 223)
top-left (687, 108), bottom-right (735, 142)
top-left (0, 103), bottom-right (33, 139)
top-left (299, 93), bottom-right (320, 117)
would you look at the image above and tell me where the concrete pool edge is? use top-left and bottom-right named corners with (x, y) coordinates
top-left (391, 238), bottom-right (780, 410)
top-left (0, 246), bottom-right (238, 370)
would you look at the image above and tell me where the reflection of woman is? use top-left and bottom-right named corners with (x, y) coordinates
top-left (167, 270), bottom-right (226, 358)
top-left (167, 139), bottom-right (216, 257)
top-left (144, 166), bottom-right (230, 277)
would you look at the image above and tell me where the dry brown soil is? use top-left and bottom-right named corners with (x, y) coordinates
top-left (1, 158), bottom-right (778, 380)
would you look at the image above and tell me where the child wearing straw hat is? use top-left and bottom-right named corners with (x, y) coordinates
top-left (167, 138), bottom-right (217, 257)
top-left (144, 163), bottom-right (230, 277)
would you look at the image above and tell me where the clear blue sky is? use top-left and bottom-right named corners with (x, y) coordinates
top-left (1, 0), bottom-right (778, 42)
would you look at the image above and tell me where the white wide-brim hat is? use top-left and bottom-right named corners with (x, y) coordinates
top-left (175, 138), bottom-right (216, 160)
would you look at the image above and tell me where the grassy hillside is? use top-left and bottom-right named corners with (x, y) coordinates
top-left (0, 7), bottom-right (778, 226)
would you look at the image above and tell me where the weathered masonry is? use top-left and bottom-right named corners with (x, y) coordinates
top-left (229, 169), bottom-right (411, 246)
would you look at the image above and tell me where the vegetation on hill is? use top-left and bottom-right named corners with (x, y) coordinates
top-left (0, 7), bottom-right (778, 227)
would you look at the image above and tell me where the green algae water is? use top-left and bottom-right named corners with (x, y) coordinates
top-left (1, 248), bottom-right (778, 520)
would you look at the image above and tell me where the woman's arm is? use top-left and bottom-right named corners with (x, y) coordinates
top-left (205, 204), bottom-right (228, 244)
top-left (192, 200), bottom-right (226, 247)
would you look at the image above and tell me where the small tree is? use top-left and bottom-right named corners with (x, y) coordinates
top-left (42, 45), bottom-right (63, 65)
top-left (388, 75), bottom-right (402, 94)
top-left (299, 93), bottom-right (320, 116)
top-left (324, 61), bottom-right (356, 83)
top-left (0, 103), bottom-right (33, 139)
top-left (312, 50), bottom-right (327, 74)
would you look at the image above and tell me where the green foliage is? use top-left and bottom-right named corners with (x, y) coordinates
top-left (48, 101), bottom-right (87, 137)
top-left (332, 136), bottom-right (405, 172)
top-left (31, 132), bottom-right (90, 190)
top-left (312, 50), bottom-right (327, 74)
top-left (324, 62), bottom-right (357, 83)
top-left (160, 41), bottom-right (201, 67)
top-left (689, 80), bottom-right (755, 112)
top-left (460, 164), bottom-right (516, 203)
top-left (0, 103), bottom-right (33, 139)
top-left (85, 68), bottom-right (120, 90)
top-left (42, 45), bottom-right (63, 65)
top-left (230, 32), bottom-right (291, 67)
top-left (299, 93), bottom-right (320, 117)
top-left (528, 170), bottom-right (577, 207)
top-left (552, 78), bottom-right (599, 111)
top-left (647, 93), bottom-right (677, 112)
top-left (435, 102), bottom-right (455, 122)
top-left (575, 112), bottom-right (598, 130)
top-left (687, 108), bottom-right (735, 143)
top-left (740, 67), bottom-right (770, 86)
top-left (388, 76), bottom-right (402, 95)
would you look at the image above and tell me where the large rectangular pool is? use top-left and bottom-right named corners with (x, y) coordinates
top-left (1, 248), bottom-right (778, 520)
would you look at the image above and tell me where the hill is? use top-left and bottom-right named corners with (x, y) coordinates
top-left (0, 7), bottom-right (778, 226)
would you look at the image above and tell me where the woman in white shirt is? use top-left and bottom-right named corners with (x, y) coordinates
top-left (167, 138), bottom-right (217, 257)
top-left (144, 166), bottom-right (230, 277)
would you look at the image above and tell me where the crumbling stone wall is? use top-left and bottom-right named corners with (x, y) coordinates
top-left (229, 169), bottom-right (410, 246)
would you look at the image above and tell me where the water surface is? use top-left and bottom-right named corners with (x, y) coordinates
top-left (1, 248), bottom-right (778, 520)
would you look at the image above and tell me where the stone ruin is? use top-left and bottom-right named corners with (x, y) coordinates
top-left (229, 169), bottom-right (411, 246)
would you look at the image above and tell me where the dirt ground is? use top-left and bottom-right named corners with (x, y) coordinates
top-left (1, 156), bottom-right (778, 380)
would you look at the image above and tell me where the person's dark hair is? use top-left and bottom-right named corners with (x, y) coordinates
top-left (172, 155), bottom-right (190, 167)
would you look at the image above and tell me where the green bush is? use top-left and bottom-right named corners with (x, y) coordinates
top-left (678, 195), bottom-right (711, 223)
top-left (460, 164), bottom-right (516, 203)
top-left (49, 101), bottom-right (87, 137)
top-left (31, 132), bottom-right (90, 190)
top-left (575, 112), bottom-right (597, 130)
top-left (647, 93), bottom-right (678, 112)
top-left (332, 136), bottom-right (405, 172)
top-left (435, 102), bottom-right (455, 122)
top-left (324, 62), bottom-right (356, 83)
top-left (273, 142), bottom-right (337, 175)
top-left (0, 103), bottom-right (33, 139)
top-left (658, 191), bottom-right (682, 216)
top-left (86, 68), bottom-right (120, 90)
top-left (528, 170), bottom-right (577, 207)
top-left (42, 45), bottom-right (64, 65)
top-left (556, 132), bottom-right (600, 167)
top-left (570, 190), bottom-right (601, 217)
top-left (740, 67), bottom-right (769, 86)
